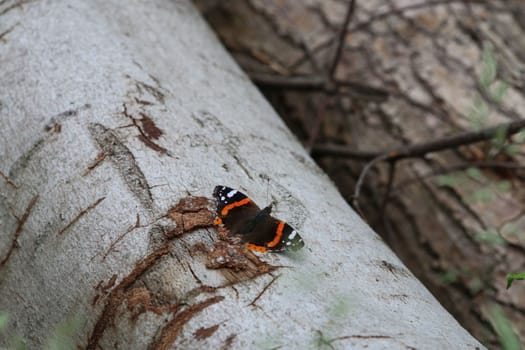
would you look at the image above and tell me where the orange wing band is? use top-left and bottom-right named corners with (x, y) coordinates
top-left (220, 198), bottom-right (251, 216)
top-left (246, 243), bottom-right (268, 253)
top-left (267, 221), bottom-right (284, 248)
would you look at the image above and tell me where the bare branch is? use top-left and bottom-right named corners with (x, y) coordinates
top-left (313, 119), bottom-right (525, 161)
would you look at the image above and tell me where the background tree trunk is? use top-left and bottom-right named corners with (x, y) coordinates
top-left (194, 0), bottom-right (525, 347)
top-left (1, 0), bottom-right (484, 349)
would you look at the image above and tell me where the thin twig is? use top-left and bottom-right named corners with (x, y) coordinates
top-left (305, 99), bottom-right (327, 153)
top-left (380, 161), bottom-right (397, 215)
top-left (352, 153), bottom-right (391, 214)
top-left (249, 72), bottom-right (389, 100)
top-left (328, 0), bottom-right (356, 79)
top-left (313, 119), bottom-right (525, 161)
top-left (391, 161), bottom-right (525, 194)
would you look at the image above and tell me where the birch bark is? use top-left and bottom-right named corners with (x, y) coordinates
top-left (0, 1), bottom-right (483, 349)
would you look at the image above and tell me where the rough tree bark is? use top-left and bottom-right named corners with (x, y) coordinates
top-left (0, 1), bottom-right (484, 349)
top-left (193, 0), bottom-right (525, 347)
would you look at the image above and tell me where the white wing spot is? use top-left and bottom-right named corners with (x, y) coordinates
top-left (221, 196), bottom-right (225, 201)
top-left (288, 230), bottom-right (297, 240)
top-left (286, 241), bottom-right (291, 246)
top-left (227, 190), bottom-right (237, 198)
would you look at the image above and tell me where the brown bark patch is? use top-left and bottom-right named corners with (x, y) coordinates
top-left (125, 287), bottom-right (180, 322)
top-left (166, 196), bottom-right (215, 237)
top-left (193, 324), bottom-right (220, 340)
top-left (149, 296), bottom-right (224, 350)
top-left (137, 134), bottom-right (168, 153)
top-left (205, 241), bottom-right (278, 284)
top-left (87, 246), bottom-right (171, 350)
top-left (139, 113), bottom-right (163, 140)
top-left (221, 334), bottom-right (237, 350)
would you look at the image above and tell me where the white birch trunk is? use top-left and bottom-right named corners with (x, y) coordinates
top-left (0, 0), bottom-right (484, 349)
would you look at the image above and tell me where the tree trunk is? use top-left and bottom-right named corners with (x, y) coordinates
top-left (194, 0), bottom-right (525, 347)
top-left (0, 1), bottom-right (483, 349)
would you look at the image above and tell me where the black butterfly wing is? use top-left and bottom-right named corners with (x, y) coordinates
top-left (213, 186), bottom-right (260, 234)
top-left (242, 212), bottom-right (305, 253)
top-left (213, 185), bottom-right (305, 253)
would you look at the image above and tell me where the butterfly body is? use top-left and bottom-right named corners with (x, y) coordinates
top-left (213, 186), bottom-right (305, 253)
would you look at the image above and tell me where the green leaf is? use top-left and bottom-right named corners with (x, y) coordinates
top-left (480, 45), bottom-right (497, 89)
top-left (506, 272), bottom-right (525, 289)
top-left (466, 167), bottom-right (486, 182)
top-left (500, 222), bottom-right (519, 236)
top-left (436, 174), bottom-right (461, 187)
top-left (503, 144), bottom-right (521, 156)
top-left (485, 304), bottom-right (521, 350)
top-left (470, 188), bottom-right (494, 203)
top-left (496, 181), bottom-right (511, 193)
top-left (468, 97), bottom-right (490, 130)
top-left (475, 229), bottom-right (506, 246)
top-left (492, 125), bottom-right (508, 149)
top-left (0, 312), bottom-right (8, 330)
top-left (440, 270), bottom-right (458, 284)
top-left (491, 80), bottom-right (508, 102)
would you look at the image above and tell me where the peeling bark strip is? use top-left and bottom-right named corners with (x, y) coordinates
top-left (88, 123), bottom-right (154, 210)
top-left (167, 196), bottom-right (215, 237)
top-left (57, 197), bottom-right (105, 235)
top-left (149, 296), bottom-right (224, 350)
top-left (0, 195), bottom-right (38, 267)
top-left (87, 246), bottom-right (171, 350)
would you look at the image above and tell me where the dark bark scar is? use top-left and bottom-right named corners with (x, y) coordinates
top-left (88, 123), bottom-right (154, 210)
top-left (221, 334), bottom-right (237, 350)
top-left (57, 197), bottom-right (105, 235)
top-left (148, 296), bottom-right (224, 350)
top-left (0, 170), bottom-right (18, 188)
top-left (122, 104), bottom-right (168, 154)
top-left (248, 274), bottom-right (280, 308)
top-left (193, 324), bottom-right (220, 340)
top-left (83, 152), bottom-right (107, 176)
top-left (0, 194), bottom-right (38, 267)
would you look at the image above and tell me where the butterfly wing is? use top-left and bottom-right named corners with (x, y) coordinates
top-left (243, 215), bottom-right (304, 252)
top-left (213, 186), bottom-right (305, 253)
top-left (213, 186), bottom-right (260, 234)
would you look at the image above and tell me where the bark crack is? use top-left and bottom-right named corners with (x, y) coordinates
top-left (0, 195), bottom-right (38, 267)
top-left (88, 123), bottom-right (154, 211)
top-left (57, 197), bottom-right (105, 235)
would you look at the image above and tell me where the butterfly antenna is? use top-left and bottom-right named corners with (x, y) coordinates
top-left (265, 177), bottom-right (270, 205)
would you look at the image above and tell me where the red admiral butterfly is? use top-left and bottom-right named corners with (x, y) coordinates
top-left (213, 186), bottom-right (305, 253)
